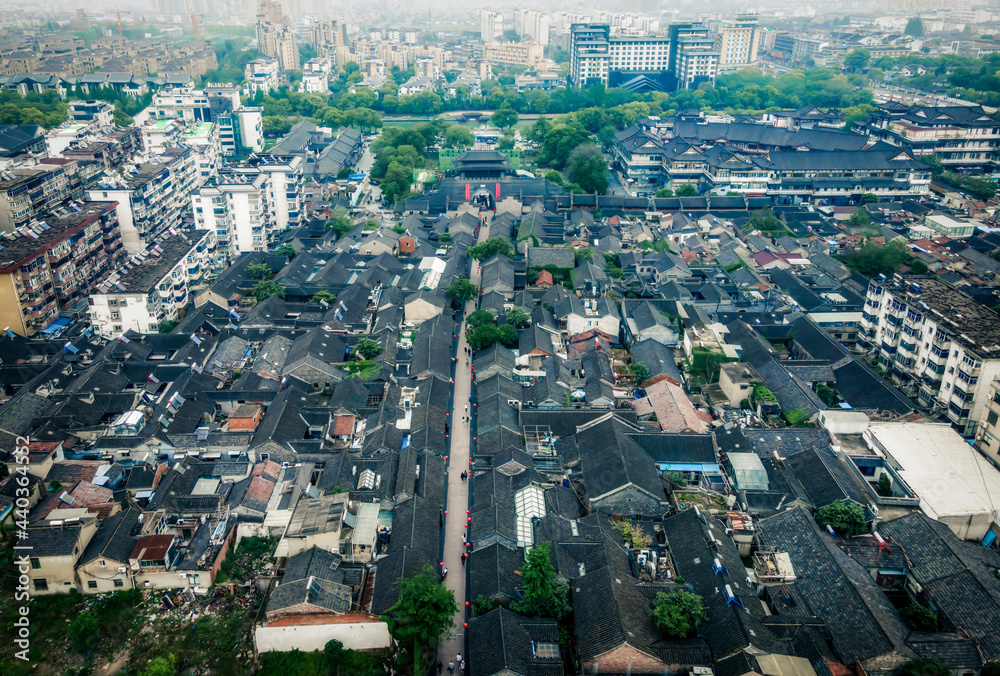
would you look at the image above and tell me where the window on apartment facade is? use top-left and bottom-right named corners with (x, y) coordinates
top-left (30, 558), bottom-right (40, 569)
top-left (988, 410), bottom-right (999, 427)
top-left (88, 581), bottom-right (98, 589)
top-left (33, 579), bottom-right (47, 591)
top-left (113, 579), bottom-right (123, 587)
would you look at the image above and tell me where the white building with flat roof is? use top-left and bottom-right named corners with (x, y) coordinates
top-left (865, 421), bottom-right (1000, 541)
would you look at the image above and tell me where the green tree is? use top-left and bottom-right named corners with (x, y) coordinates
top-left (252, 280), bottom-right (286, 301)
top-left (910, 258), bottom-right (929, 275)
top-left (326, 216), bottom-right (354, 237)
top-left (510, 542), bottom-right (570, 620)
top-left (491, 106), bottom-right (519, 130)
top-left (846, 240), bottom-right (910, 276)
top-left (815, 501), bottom-right (867, 538)
top-left (567, 143), bottom-right (609, 194)
top-left (675, 184), bottom-right (698, 197)
top-left (846, 207), bottom-right (871, 227)
top-left (877, 473), bottom-right (892, 497)
top-left (355, 337), bottom-right (382, 360)
top-left (544, 169), bottom-right (564, 185)
top-left (506, 306), bottom-right (530, 328)
top-left (263, 115), bottom-right (292, 135)
top-left (905, 18), bottom-right (924, 37)
top-left (67, 612), bottom-right (99, 652)
top-left (312, 290), bottom-right (337, 304)
top-left (140, 655), bottom-right (178, 676)
top-left (382, 160), bottom-right (413, 205)
top-left (655, 188), bottom-right (674, 197)
top-left (631, 362), bottom-right (650, 384)
top-left (497, 324), bottom-right (518, 348)
top-left (446, 277), bottom-right (478, 302)
top-left (784, 408), bottom-right (813, 426)
top-left (276, 243), bottom-right (297, 258)
top-left (650, 591), bottom-right (708, 638)
top-left (443, 125), bottom-right (474, 149)
top-left (468, 237), bottom-right (515, 260)
top-left (467, 309), bottom-right (496, 328)
top-left (383, 567), bottom-right (457, 672)
top-left (468, 324), bottom-right (501, 350)
top-left (748, 207), bottom-right (783, 231)
top-left (843, 48), bottom-right (871, 71)
top-left (860, 193), bottom-right (880, 204)
top-left (247, 262), bottom-right (272, 280)
top-left (472, 594), bottom-right (505, 615)
top-left (324, 638), bottom-right (346, 675)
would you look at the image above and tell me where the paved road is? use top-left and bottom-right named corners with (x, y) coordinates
top-left (607, 169), bottom-right (631, 196)
top-left (436, 210), bottom-right (491, 675)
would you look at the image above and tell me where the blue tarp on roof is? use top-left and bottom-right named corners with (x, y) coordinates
top-left (41, 316), bottom-right (72, 335)
top-left (656, 462), bottom-right (719, 472)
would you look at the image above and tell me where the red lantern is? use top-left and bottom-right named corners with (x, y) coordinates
top-left (465, 601), bottom-right (470, 606)
top-left (463, 623), bottom-right (468, 628)
top-left (440, 562), bottom-right (444, 566)
top-left (444, 511), bottom-right (448, 515)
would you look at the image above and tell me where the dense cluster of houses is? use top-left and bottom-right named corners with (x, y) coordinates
top-left (2, 150), bottom-right (1000, 674)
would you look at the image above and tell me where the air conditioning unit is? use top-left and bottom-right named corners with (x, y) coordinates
top-left (178, 573), bottom-right (188, 578)
top-left (144, 580), bottom-right (151, 587)
top-left (117, 567), bottom-right (127, 573)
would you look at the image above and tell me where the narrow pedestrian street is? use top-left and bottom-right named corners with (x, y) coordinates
top-left (436, 210), bottom-right (492, 674)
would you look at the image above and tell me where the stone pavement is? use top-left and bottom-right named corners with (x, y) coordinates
top-left (436, 211), bottom-right (491, 675)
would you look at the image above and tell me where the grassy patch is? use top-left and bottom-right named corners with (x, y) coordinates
top-left (345, 360), bottom-right (380, 379)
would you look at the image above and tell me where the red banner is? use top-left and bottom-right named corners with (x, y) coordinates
top-left (465, 183), bottom-right (470, 201)
top-left (495, 183), bottom-right (500, 199)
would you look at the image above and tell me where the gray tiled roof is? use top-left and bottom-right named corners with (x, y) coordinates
top-left (267, 576), bottom-right (352, 614)
top-left (467, 608), bottom-right (563, 676)
top-left (26, 524), bottom-right (87, 557)
top-left (467, 542), bottom-right (523, 602)
top-left (756, 507), bottom-right (913, 668)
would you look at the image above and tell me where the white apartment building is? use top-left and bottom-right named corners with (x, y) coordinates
top-left (974, 377), bottom-right (1000, 469)
top-left (87, 147), bottom-right (198, 252)
top-left (245, 57), bottom-right (282, 96)
top-left (482, 42), bottom-right (544, 68)
top-left (181, 122), bottom-right (221, 187)
top-left (192, 171), bottom-right (271, 258)
top-left (230, 155), bottom-right (303, 232)
top-left (860, 275), bottom-right (1000, 435)
top-left (716, 13), bottom-right (760, 69)
top-left (139, 118), bottom-right (185, 158)
top-left (152, 88), bottom-right (215, 123)
top-left (608, 35), bottom-right (672, 72)
top-left (592, 10), bottom-right (660, 35)
top-left (89, 229), bottom-right (215, 336)
top-left (514, 7), bottom-right (550, 46)
top-left (68, 100), bottom-right (115, 127)
top-left (301, 57), bottom-right (332, 94)
top-left (480, 9), bottom-right (504, 43)
top-left (676, 48), bottom-right (720, 89)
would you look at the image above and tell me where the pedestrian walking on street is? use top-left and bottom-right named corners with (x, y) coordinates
top-left (461, 553), bottom-right (466, 566)
top-left (448, 661), bottom-right (455, 675)
top-left (437, 661), bottom-right (443, 674)
top-left (461, 660), bottom-right (466, 672)
top-left (457, 654), bottom-right (463, 668)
